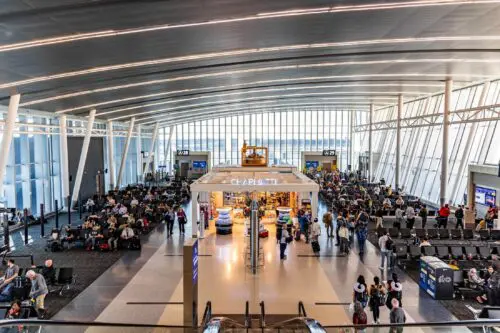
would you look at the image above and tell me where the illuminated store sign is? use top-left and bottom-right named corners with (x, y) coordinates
top-left (230, 178), bottom-right (278, 186)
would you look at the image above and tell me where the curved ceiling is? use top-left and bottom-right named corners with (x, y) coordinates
top-left (1, 0), bottom-right (500, 126)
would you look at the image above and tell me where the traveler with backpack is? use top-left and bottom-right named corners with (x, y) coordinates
top-left (455, 205), bottom-right (464, 229)
top-left (369, 276), bottom-right (386, 324)
top-left (386, 274), bottom-right (403, 310)
top-left (353, 275), bottom-right (369, 308)
top-left (419, 205), bottom-right (428, 229)
top-left (356, 221), bottom-right (368, 255)
top-left (323, 210), bottom-right (334, 238)
top-left (378, 232), bottom-right (393, 270)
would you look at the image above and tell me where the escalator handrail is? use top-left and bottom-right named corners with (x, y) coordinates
top-left (260, 301), bottom-right (266, 328)
top-left (201, 301), bottom-right (212, 328)
top-left (266, 316), bottom-right (325, 333)
top-left (298, 301), bottom-right (307, 317)
top-left (205, 317), bottom-right (247, 330)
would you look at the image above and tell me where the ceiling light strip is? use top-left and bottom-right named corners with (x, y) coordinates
top-left (1, 0), bottom-right (499, 52)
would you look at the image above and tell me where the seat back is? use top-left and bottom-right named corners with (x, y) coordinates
top-left (395, 245), bottom-right (408, 258)
top-left (479, 230), bottom-right (490, 241)
top-left (427, 229), bottom-right (439, 239)
top-left (451, 229), bottom-right (462, 240)
top-left (451, 246), bottom-right (464, 259)
top-left (422, 246), bottom-right (436, 257)
top-left (478, 246), bottom-right (491, 260)
top-left (436, 246), bottom-right (450, 259)
top-left (463, 229), bottom-right (474, 240)
top-left (409, 245), bottom-right (422, 258)
top-left (389, 228), bottom-right (399, 238)
top-left (491, 230), bottom-right (500, 241)
top-left (428, 210), bottom-right (436, 217)
top-left (464, 246), bottom-right (478, 260)
top-left (438, 229), bottom-right (450, 239)
top-left (57, 267), bottom-right (74, 283)
top-left (400, 228), bottom-right (411, 239)
top-left (415, 228), bottom-right (426, 238)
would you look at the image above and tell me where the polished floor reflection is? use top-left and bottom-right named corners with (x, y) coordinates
top-left (55, 202), bottom-right (459, 328)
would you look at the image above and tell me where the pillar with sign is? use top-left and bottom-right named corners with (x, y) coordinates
top-left (183, 239), bottom-right (198, 327)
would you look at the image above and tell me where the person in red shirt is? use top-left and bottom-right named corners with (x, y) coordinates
top-left (352, 301), bottom-right (367, 330)
top-left (438, 204), bottom-right (451, 229)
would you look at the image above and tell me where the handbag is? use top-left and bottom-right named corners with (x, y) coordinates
top-left (286, 236), bottom-right (293, 243)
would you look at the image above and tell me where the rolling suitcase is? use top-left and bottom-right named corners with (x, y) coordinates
top-left (294, 230), bottom-right (301, 241)
top-left (311, 240), bottom-right (320, 253)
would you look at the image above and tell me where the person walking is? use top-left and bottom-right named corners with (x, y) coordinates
top-left (352, 301), bottom-right (368, 332)
top-left (353, 275), bottom-right (369, 308)
top-left (386, 275), bottom-right (403, 310)
top-left (405, 205), bottom-right (415, 229)
top-left (323, 210), bottom-right (334, 238)
top-left (279, 226), bottom-right (290, 260)
top-left (166, 207), bottom-right (175, 236)
top-left (356, 220), bottom-right (368, 256)
top-left (389, 299), bottom-right (406, 333)
top-left (438, 204), bottom-right (450, 229)
top-left (311, 218), bottom-right (321, 253)
top-left (369, 276), bottom-right (386, 324)
top-left (378, 232), bottom-right (393, 270)
top-left (419, 205), bottom-right (428, 229)
top-left (26, 270), bottom-right (48, 319)
top-left (177, 207), bottom-right (187, 234)
top-left (455, 205), bottom-right (464, 229)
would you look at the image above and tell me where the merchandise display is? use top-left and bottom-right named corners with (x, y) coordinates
top-left (215, 207), bottom-right (233, 235)
top-left (276, 207), bottom-right (292, 227)
top-left (233, 208), bottom-right (246, 224)
top-left (261, 209), bottom-right (277, 224)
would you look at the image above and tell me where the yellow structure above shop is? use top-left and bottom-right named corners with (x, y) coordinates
top-left (241, 142), bottom-right (268, 167)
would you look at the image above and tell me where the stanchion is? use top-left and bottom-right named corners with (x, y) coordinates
top-left (40, 203), bottom-right (45, 238)
top-left (55, 199), bottom-right (59, 230)
top-left (3, 214), bottom-right (10, 252)
top-left (250, 198), bottom-right (259, 275)
top-left (23, 208), bottom-right (28, 245)
top-left (67, 196), bottom-right (71, 225)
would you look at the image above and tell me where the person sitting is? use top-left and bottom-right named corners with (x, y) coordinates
top-left (85, 226), bottom-right (104, 250)
top-left (5, 300), bottom-right (22, 319)
top-left (131, 197), bottom-right (139, 207)
top-left (383, 198), bottom-right (392, 209)
top-left (419, 237), bottom-right (431, 247)
top-left (108, 225), bottom-right (120, 251)
top-left (121, 225), bottom-right (135, 246)
top-left (395, 196), bottom-right (404, 208)
top-left (26, 270), bottom-right (48, 319)
top-left (468, 268), bottom-right (487, 303)
top-left (0, 259), bottom-right (19, 291)
top-left (33, 259), bottom-right (56, 285)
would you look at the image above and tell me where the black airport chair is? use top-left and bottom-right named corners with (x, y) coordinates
top-left (464, 246), bottom-right (479, 260)
top-left (389, 228), bottom-right (400, 238)
top-left (415, 228), bottom-right (426, 239)
top-left (451, 229), bottom-right (462, 240)
top-left (400, 228), bottom-right (412, 239)
top-left (463, 229), bottom-right (474, 240)
top-left (427, 229), bottom-right (439, 239)
top-left (428, 210), bottom-right (436, 217)
top-left (409, 245), bottom-right (422, 259)
top-left (422, 246), bottom-right (436, 257)
top-left (438, 229), bottom-right (450, 239)
top-left (491, 230), bottom-right (500, 241)
top-left (479, 230), bottom-right (490, 241)
top-left (451, 246), bottom-right (465, 260)
top-left (436, 246), bottom-right (450, 259)
top-left (478, 247), bottom-right (492, 260)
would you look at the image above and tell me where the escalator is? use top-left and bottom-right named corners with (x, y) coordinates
top-left (201, 301), bottom-right (326, 333)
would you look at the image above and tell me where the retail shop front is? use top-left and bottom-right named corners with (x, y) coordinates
top-left (189, 166), bottom-right (320, 238)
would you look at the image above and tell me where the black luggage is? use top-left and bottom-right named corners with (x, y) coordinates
top-left (294, 230), bottom-right (301, 241)
top-left (128, 236), bottom-right (141, 250)
top-left (311, 240), bottom-right (320, 253)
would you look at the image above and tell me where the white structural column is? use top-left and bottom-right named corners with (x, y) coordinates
top-left (191, 191), bottom-right (199, 238)
top-left (311, 192), bottom-right (318, 221)
top-left (440, 79), bottom-right (453, 206)
top-left (368, 104), bottom-right (373, 182)
top-left (59, 114), bottom-right (70, 204)
top-left (136, 125), bottom-right (142, 182)
top-left (395, 94), bottom-right (403, 191)
top-left (116, 118), bottom-right (135, 190)
top-left (107, 120), bottom-right (115, 190)
top-left (449, 81), bottom-right (489, 205)
top-left (71, 109), bottom-right (96, 206)
top-left (349, 110), bottom-right (354, 169)
top-left (142, 122), bottom-right (160, 180)
top-left (165, 125), bottom-right (174, 170)
top-left (0, 94), bottom-right (20, 201)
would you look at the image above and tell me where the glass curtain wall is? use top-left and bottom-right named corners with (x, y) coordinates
top-left (162, 109), bottom-right (366, 171)
top-left (364, 80), bottom-right (500, 206)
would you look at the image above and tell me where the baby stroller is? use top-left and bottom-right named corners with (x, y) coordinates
top-left (45, 228), bottom-right (63, 252)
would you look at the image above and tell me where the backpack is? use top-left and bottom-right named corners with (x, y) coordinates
top-left (385, 238), bottom-right (394, 251)
top-left (355, 286), bottom-right (368, 306)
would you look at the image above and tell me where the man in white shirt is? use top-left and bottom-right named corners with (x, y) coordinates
top-left (121, 226), bottom-right (135, 240)
top-left (405, 206), bottom-right (416, 229)
top-left (131, 197), bottom-right (139, 206)
top-left (311, 218), bottom-right (321, 241)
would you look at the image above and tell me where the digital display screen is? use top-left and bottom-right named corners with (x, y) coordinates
top-left (322, 150), bottom-right (336, 156)
top-left (305, 161), bottom-right (319, 169)
top-left (192, 161), bottom-right (207, 169)
top-left (176, 149), bottom-right (190, 156)
top-left (475, 186), bottom-right (497, 206)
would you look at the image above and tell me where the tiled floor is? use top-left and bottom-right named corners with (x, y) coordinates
top-left (54, 202), bottom-right (462, 330)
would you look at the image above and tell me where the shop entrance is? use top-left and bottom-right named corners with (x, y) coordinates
top-left (180, 161), bottom-right (189, 178)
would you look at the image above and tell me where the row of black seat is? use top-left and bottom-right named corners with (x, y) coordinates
top-left (376, 227), bottom-right (476, 240)
top-left (394, 244), bottom-right (498, 261)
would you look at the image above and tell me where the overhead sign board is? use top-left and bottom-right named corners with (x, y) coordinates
top-left (176, 149), bottom-right (190, 156)
top-left (322, 150), bottom-right (336, 156)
